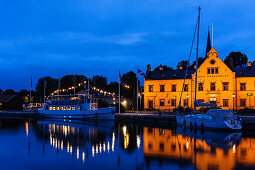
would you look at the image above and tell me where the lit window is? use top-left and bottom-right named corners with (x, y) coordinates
top-left (159, 99), bottom-right (165, 106)
top-left (149, 85), bottom-right (153, 92)
top-left (60, 107), bottom-right (63, 110)
top-left (78, 106), bottom-right (80, 110)
top-left (67, 106), bottom-right (71, 110)
top-left (71, 106), bottom-right (75, 110)
top-left (56, 107), bottom-right (59, 110)
top-left (49, 107), bottom-right (52, 110)
top-left (240, 83), bottom-right (246, 91)
top-left (160, 85), bottom-right (165, 92)
top-left (223, 99), bottom-right (229, 107)
top-left (64, 106), bottom-right (67, 110)
top-left (210, 83), bottom-right (216, 91)
top-left (172, 84), bottom-right (176, 92)
top-left (53, 107), bottom-right (56, 110)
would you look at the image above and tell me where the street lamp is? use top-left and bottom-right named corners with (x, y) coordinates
top-left (233, 93), bottom-right (235, 113)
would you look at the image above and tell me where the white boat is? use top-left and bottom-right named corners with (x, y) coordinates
top-left (176, 109), bottom-right (242, 130)
top-left (38, 94), bottom-right (116, 120)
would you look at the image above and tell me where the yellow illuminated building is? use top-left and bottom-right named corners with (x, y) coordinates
top-left (144, 48), bottom-right (255, 111)
top-left (143, 127), bottom-right (255, 170)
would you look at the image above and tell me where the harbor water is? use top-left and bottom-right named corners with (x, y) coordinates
top-left (0, 118), bottom-right (255, 170)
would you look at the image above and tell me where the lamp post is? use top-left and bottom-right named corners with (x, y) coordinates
top-left (233, 93), bottom-right (235, 113)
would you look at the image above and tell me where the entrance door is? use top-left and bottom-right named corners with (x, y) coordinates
top-left (210, 97), bottom-right (217, 105)
top-left (148, 100), bottom-right (153, 109)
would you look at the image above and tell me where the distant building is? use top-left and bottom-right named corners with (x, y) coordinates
top-left (144, 48), bottom-right (255, 111)
top-left (0, 95), bottom-right (23, 110)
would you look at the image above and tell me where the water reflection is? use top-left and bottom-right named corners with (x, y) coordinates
top-left (1, 118), bottom-right (255, 169)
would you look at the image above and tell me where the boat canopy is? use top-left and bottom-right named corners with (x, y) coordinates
top-left (194, 100), bottom-right (216, 107)
top-left (206, 109), bottom-right (235, 120)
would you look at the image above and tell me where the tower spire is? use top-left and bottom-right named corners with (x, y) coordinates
top-left (205, 27), bottom-right (212, 57)
top-left (212, 22), bottom-right (213, 47)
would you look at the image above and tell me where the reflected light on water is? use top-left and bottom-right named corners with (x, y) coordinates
top-left (92, 145), bottom-right (95, 157)
top-left (77, 146), bottom-right (79, 159)
top-left (136, 135), bottom-right (141, 149)
top-left (25, 122), bottom-right (29, 137)
top-left (82, 152), bottom-right (85, 162)
top-left (107, 142), bottom-right (110, 153)
top-left (233, 144), bottom-right (236, 154)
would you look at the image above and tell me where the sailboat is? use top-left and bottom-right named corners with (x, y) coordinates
top-left (176, 7), bottom-right (242, 130)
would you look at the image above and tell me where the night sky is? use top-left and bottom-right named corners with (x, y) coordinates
top-left (1, 0), bottom-right (254, 91)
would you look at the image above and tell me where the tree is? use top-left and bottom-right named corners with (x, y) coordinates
top-left (224, 52), bottom-right (248, 68)
top-left (121, 71), bottom-right (140, 108)
top-left (91, 75), bottom-right (107, 90)
top-left (0, 88), bottom-right (3, 95)
top-left (36, 76), bottom-right (58, 99)
top-left (105, 82), bottom-right (119, 94)
top-left (177, 60), bottom-right (189, 70)
top-left (4, 89), bottom-right (16, 95)
top-left (153, 65), bottom-right (173, 71)
top-left (190, 57), bottom-right (206, 69)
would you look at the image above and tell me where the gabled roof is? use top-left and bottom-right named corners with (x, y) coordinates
top-left (233, 66), bottom-right (255, 77)
top-left (0, 95), bottom-right (17, 103)
top-left (145, 69), bottom-right (195, 80)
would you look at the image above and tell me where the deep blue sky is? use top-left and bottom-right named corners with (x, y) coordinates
top-left (1, 0), bottom-right (255, 91)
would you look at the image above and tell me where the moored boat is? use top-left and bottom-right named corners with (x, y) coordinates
top-left (38, 94), bottom-right (116, 120)
top-left (176, 109), bottom-right (242, 130)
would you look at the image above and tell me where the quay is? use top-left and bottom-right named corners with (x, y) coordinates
top-left (115, 112), bottom-right (176, 127)
top-left (1, 110), bottom-right (255, 130)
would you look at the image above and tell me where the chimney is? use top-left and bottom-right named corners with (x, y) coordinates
top-left (247, 62), bottom-right (252, 69)
top-left (146, 64), bottom-right (151, 75)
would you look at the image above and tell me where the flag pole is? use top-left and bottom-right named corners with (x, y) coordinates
top-left (119, 81), bottom-right (120, 114)
top-left (137, 67), bottom-right (138, 114)
top-left (30, 76), bottom-right (32, 111)
top-left (44, 77), bottom-right (46, 103)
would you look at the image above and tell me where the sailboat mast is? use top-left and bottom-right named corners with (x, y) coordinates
top-left (194, 6), bottom-right (201, 114)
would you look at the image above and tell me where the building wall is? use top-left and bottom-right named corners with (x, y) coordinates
top-left (144, 48), bottom-right (255, 111)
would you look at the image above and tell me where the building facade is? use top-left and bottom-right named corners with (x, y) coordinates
top-left (144, 48), bottom-right (255, 111)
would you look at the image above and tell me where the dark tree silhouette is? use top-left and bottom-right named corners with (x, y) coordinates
top-left (224, 52), bottom-right (248, 68)
top-left (4, 89), bottom-right (16, 95)
top-left (153, 64), bottom-right (173, 71)
top-left (91, 75), bottom-right (107, 90)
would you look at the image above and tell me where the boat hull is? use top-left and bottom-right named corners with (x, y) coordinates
top-left (38, 107), bottom-right (116, 120)
top-left (176, 115), bottom-right (242, 130)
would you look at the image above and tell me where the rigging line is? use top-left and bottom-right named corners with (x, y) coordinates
top-left (177, 15), bottom-right (198, 114)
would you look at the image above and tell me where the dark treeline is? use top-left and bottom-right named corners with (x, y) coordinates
top-left (0, 71), bottom-right (142, 105)
top-left (0, 51), bottom-right (251, 104)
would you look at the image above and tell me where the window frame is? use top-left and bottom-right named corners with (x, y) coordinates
top-left (160, 85), bottom-right (165, 92)
top-left (223, 99), bottom-right (229, 107)
top-left (159, 99), bottom-right (165, 106)
top-left (210, 82), bottom-right (216, 91)
top-left (240, 83), bottom-right (246, 91)
top-left (171, 84), bottom-right (176, 92)
top-left (148, 85), bottom-right (154, 92)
